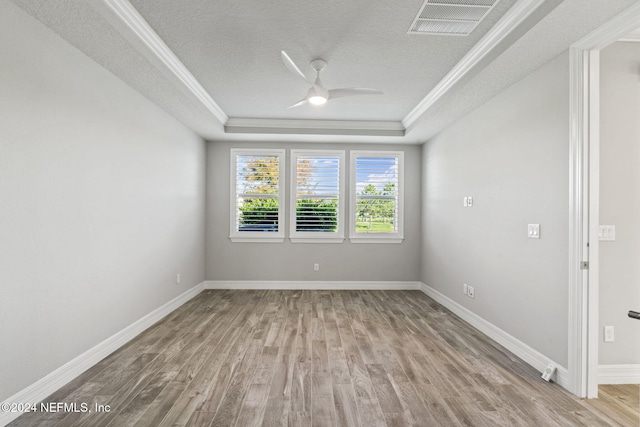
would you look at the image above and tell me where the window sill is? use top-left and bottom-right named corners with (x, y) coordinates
top-left (349, 237), bottom-right (404, 244)
top-left (290, 237), bottom-right (345, 244)
top-left (229, 236), bottom-right (285, 243)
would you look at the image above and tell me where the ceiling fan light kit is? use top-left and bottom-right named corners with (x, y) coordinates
top-left (281, 51), bottom-right (383, 109)
top-left (308, 95), bottom-right (328, 105)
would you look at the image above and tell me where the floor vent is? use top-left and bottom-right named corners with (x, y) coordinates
top-left (408, 0), bottom-right (501, 36)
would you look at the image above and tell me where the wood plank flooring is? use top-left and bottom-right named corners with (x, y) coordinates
top-left (8, 290), bottom-right (639, 426)
top-left (584, 385), bottom-right (639, 427)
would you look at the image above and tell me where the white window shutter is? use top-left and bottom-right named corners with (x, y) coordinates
top-left (230, 149), bottom-right (285, 243)
top-left (350, 151), bottom-right (404, 243)
top-left (290, 150), bottom-right (345, 243)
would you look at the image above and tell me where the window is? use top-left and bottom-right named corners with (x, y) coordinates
top-left (230, 149), bottom-right (285, 242)
top-left (350, 151), bottom-right (404, 243)
top-left (290, 150), bottom-right (345, 243)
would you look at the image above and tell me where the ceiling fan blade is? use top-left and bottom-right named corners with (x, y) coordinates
top-left (287, 98), bottom-right (309, 109)
top-left (281, 51), bottom-right (314, 86)
top-left (328, 88), bottom-right (383, 100)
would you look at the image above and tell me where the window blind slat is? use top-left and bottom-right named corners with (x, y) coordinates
top-left (293, 153), bottom-right (342, 234)
top-left (354, 155), bottom-right (400, 234)
top-left (234, 153), bottom-right (281, 234)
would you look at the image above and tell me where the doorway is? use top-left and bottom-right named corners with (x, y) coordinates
top-left (597, 39), bottom-right (640, 390)
top-left (569, 2), bottom-right (640, 399)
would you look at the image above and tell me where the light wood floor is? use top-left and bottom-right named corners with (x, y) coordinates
top-left (585, 384), bottom-right (639, 427)
top-left (9, 290), bottom-right (640, 426)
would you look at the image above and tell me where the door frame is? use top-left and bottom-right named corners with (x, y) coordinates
top-left (568, 2), bottom-right (640, 398)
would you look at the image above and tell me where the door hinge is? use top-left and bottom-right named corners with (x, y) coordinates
top-left (580, 261), bottom-right (589, 270)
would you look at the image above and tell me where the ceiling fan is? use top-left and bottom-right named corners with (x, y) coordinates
top-left (280, 51), bottom-right (383, 109)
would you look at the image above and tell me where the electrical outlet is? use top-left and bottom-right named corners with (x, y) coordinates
top-left (176, 273), bottom-right (181, 285)
top-left (313, 263), bottom-right (320, 272)
top-left (463, 283), bottom-right (468, 295)
top-left (604, 326), bottom-right (614, 342)
top-left (463, 197), bottom-right (468, 207)
top-left (467, 196), bottom-right (473, 207)
top-left (467, 286), bottom-right (475, 298)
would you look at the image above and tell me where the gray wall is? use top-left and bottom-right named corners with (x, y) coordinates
top-left (206, 141), bottom-right (421, 281)
top-left (599, 42), bottom-right (640, 366)
top-left (0, 1), bottom-right (206, 401)
top-left (421, 52), bottom-right (570, 366)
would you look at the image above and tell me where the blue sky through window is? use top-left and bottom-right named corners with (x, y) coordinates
top-left (355, 157), bottom-right (398, 194)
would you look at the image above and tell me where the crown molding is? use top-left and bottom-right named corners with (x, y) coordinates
top-left (618, 33), bottom-right (640, 43)
top-left (88, 0), bottom-right (228, 125)
top-left (87, 0), bottom-right (558, 138)
top-left (573, 2), bottom-right (640, 49)
top-left (225, 118), bottom-right (406, 137)
top-left (402, 0), bottom-right (545, 130)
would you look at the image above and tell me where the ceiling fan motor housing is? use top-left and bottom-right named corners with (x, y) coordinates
top-left (310, 59), bottom-right (327, 72)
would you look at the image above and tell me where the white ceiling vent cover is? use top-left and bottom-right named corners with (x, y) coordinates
top-left (408, 0), bottom-right (501, 36)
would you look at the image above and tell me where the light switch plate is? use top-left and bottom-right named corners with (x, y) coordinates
top-left (528, 224), bottom-right (540, 239)
top-left (599, 225), bottom-right (616, 241)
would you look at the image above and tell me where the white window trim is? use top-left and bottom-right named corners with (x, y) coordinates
top-left (229, 148), bottom-right (285, 243)
top-left (289, 149), bottom-right (345, 243)
top-left (349, 150), bottom-right (404, 244)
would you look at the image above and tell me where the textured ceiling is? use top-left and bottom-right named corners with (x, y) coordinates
top-left (407, 0), bottom-right (640, 141)
top-left (127, 0), bottom-right (516, 121)
top-left (8, 0), bottom-right (224, 138)
top-left (8, 0), bottom-right (640, 143)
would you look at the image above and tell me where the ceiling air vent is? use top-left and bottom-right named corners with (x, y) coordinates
top-left (408, 0), bottom-right (501, 36)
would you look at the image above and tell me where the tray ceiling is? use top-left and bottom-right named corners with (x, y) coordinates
top-left (9, 0), bottom-right (640, 143)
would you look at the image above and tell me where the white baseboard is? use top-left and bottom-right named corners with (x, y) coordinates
top-left (204, 280), bottom-right (422, 290)
top-left (599, 364), bottom-right (640, 384)
top-left (418, 283), bottom-right (570, 390)
top-left (0, 282), bottom-right (205, 427)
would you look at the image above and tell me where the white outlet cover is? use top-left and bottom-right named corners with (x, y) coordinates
top-left (528, 224), bottom-right (540, 239)
top-left (604, 326), bottom-right (614, 342)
